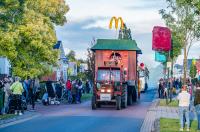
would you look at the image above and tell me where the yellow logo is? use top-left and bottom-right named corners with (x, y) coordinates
top-left (109, 17), bottom-right (124, 30)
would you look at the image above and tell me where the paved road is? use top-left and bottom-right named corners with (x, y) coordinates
top-left (0, 89), bottom-right (156, 132)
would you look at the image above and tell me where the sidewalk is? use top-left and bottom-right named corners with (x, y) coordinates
top-left (140, 99), bottom-right (197, 132)
top-left (140, 99), bottom-right (179, 132)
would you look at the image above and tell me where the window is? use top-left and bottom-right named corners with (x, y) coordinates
top-left (97, 69), bottom-right (120, 82)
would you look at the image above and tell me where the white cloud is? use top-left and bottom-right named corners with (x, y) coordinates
top-left (58, 0), bottom-right (168, 69)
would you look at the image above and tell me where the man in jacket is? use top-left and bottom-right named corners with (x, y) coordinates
top-left (177, 85), bottom-right (190, 131)
top-left (10, 77), bottom-right (24, 115)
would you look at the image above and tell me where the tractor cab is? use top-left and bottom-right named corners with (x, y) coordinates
top-left (95, 59), bottom-right (125, 101)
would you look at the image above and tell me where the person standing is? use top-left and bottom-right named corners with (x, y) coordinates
top-left (71, 80), bottom-right (77, 103)
top-left (23, 77), bottom-right (31, 102)
top-left (2, 77), bottom-right (11, 114)
top-left (85, 80), bottom-right (90, 94)
top-left (177, 85), bottom-right (191, 131)
top-left (66, 80), bottom-right (72, 92)
top-left (0, 79), bottom-right (4, 114)
top-left (194, 83), bottom-right (200, 131)
top-left (29, 79), bottom-right (36, 110)
top-left (34, 78), bottom-right (40, 102)
top-left (10, 77), bottom-right (24, 115)
top-left (168, 78), bottom-right (173, 102)
top-left (158, 81), bottom-right (162, 98)
top-left (23, 80), bottom-right (28, 101)
top-left (66, 80), bottom-right (72, 103)
top-left (78, 80), bottom-right (83, 103)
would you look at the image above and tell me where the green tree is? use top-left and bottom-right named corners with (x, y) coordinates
top-left (118, 24), bottom-right (132, 40)
top-left (0, 0), bottom-right (69, 78)
top-left (67, 50), bottom-right (76, 62)
top-left (190, 63), bottom-right (197, 78)
top-left (86, 38), bottom-right (95, 82)
top-left (160, 0), bottom-right (200, 84)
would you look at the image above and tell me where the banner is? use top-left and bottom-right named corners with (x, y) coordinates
top-left (155, 52), bottom-right (166, 62)
top-left (152, 26), bottom-right (171, 51)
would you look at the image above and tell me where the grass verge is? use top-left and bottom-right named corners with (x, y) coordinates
top-left (0, 114), bottom-right (16, 120)
top-left (160, 118), bottom-right (198, 132)
top-left (82, 93), bottom-right (92, 101)
top-left (159, 99), bottom-right (179, 107)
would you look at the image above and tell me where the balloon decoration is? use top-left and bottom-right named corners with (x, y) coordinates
top-left (140, 63), bottom-right (145, 70)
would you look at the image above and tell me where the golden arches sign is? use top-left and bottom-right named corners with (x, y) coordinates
top-left (109, 17), bottom-right (124, 30)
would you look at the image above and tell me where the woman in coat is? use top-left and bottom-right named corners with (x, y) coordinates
top-left (194, 83), bottom-right (200, 130)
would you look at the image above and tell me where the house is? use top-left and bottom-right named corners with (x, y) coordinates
top-left (42, 41), bottom-right (68, 82)
top-left (173, 64), bottom-right (183, 78)
top-left (187, 59), bottom-right (200, 70)
top-left (79, 63), bottom-right (88, 73)
top-left (0, 57), bottom-right (11, 78)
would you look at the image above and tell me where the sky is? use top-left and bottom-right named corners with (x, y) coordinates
top-left (55, 0), bottom-right (200, 69)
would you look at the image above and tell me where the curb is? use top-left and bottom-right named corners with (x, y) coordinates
top-left (0, 112), bottom-right (40, 128)
top-left (140, 99), bottom-right (160, 132)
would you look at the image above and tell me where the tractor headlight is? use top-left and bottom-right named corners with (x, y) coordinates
top-left (107, 89), bottom-right (111, 93)
top-left (100, 89), bottom-right (105, 92)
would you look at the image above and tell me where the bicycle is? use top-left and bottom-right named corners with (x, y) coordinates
top-left (61, 89), bottom-right (68, 103)
top-left (67, 90), bottom-right (73, 104)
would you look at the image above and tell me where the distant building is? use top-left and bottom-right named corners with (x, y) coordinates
top-left (187, 59), bottom-right (200, 70)
top-left (68, 62), bottom-right (77, 76)
top-left (42, 41), bottom-right (68, 82)
top-left (173, 64), bottom-right (183, 78)
top-left (0, 57), bottom-right (11, 77)
top-left (79, 63), bottom-right (88, 73)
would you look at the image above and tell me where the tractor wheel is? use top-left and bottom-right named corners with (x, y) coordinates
top-left (116, 96), bottom-right (121, 110)
top-left (127, 86), bottom-right (133, 105)
top-left (132, 87), bottom-right (137, 102)
top-left (97, 103), bottom-right (101, 108)
top-left (121, 85), bottom-right (127, 108)
top-left (92, 95), bottom-right (97, 110)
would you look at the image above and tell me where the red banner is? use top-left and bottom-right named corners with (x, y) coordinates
top-left (152, 26), bottom-right (171, 51)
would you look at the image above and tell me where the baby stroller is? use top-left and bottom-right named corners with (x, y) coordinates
top-left (46, 81), bottom-right (60, 105)
top-left (7, 94), bottom-right (27, 114)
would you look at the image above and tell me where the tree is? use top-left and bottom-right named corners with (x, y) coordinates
top-left (190, 63), bottom-right (197, 79)
top-left (160, 0), bottom-right (200, 84)
top-left (0, 0), bottom-right (69, 78)
top-left (86, 38), bottom-right (95, 83)
top-left (67, 50), bottom-right (76, 62)
top-left (118, 24), bottom-right (132, 40)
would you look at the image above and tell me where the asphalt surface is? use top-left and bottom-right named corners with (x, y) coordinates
top-left (0, 89), bottom-right (156, 132)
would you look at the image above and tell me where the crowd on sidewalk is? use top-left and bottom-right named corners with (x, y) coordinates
top-left (158, 77), bottom-right (183, 99)
top-left (0, 76), bottom-right (92, 116)
top-left (0, 76), bottom-right (41, 115)
top-left (64, 79), bottom-right (91, 104)
top-left (157, 77), bottom-right (200, 131)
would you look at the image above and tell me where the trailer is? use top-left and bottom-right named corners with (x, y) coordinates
top-left (91, 39), bottom-right (142, 110)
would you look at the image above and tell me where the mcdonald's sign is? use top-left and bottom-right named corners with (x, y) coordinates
top-left (109, 17), bottom-right (124, 30)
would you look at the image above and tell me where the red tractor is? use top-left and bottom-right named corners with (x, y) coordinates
top-left (91, 39), bottom-right (142, 110)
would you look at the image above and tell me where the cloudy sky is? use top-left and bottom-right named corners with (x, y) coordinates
top-left (55, 0), bottom-right (199, 69)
